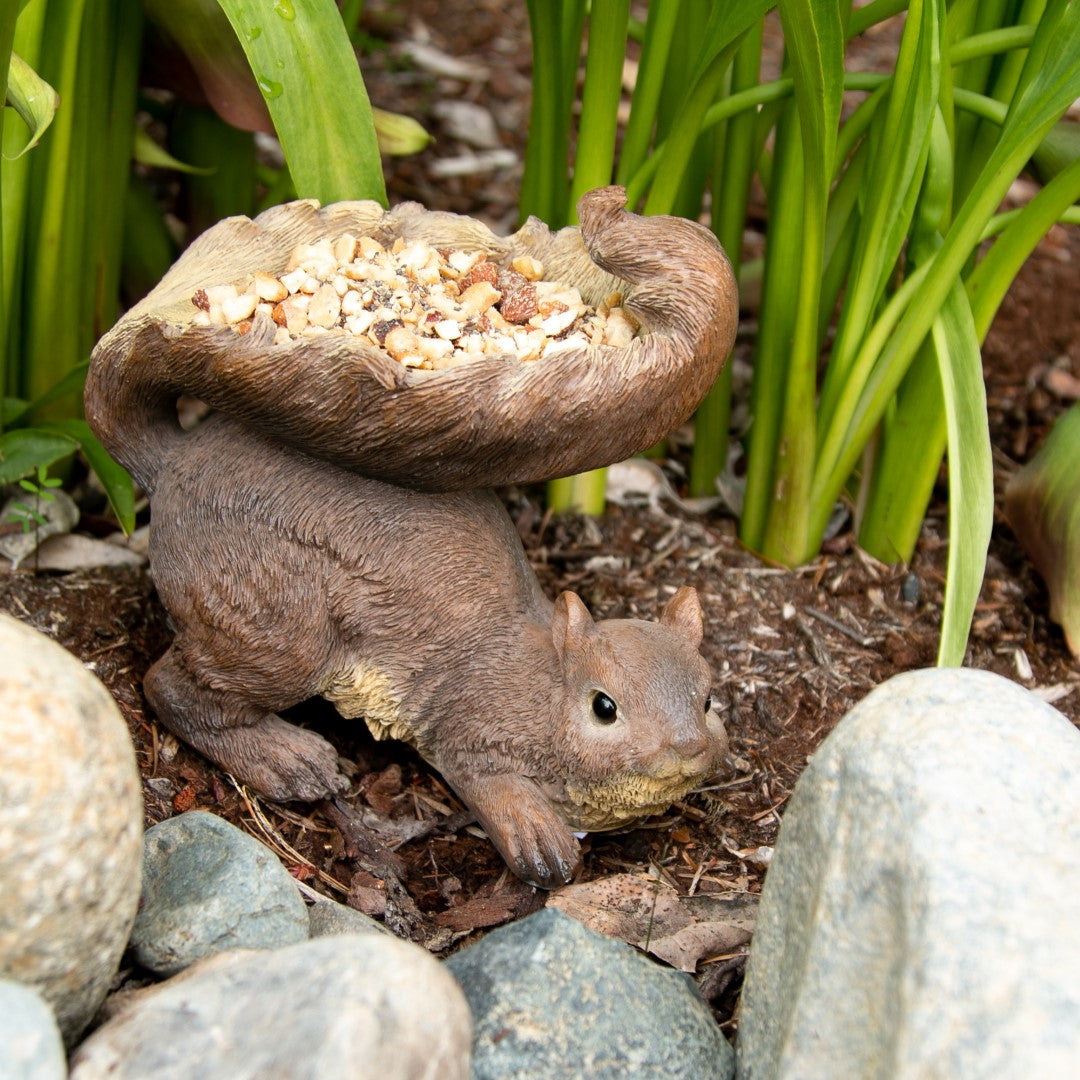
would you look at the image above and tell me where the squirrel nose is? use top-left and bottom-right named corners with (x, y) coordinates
top-left (669, 727), bottom-right (710, 761)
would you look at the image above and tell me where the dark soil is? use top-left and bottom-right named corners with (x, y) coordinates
top-left (2, 0), bottom-right (1077, 1033)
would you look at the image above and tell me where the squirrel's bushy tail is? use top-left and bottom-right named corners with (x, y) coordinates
top-left (86, 190), bottom-right (738, 495)
top-left (85, 325), bottom-right (194, 496)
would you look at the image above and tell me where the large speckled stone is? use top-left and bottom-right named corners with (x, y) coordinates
top-left (0, 613), bottom-right (143, 1046)
top-left (130, 810), bottom-right (309, 976)
top-left (736, 667), bottom-right (1080, 1080)
top-left (447, 907), bottom-right (733, 1079)
top-left (69, 934), bottom-right (472, 1079)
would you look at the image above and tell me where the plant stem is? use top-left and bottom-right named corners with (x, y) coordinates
top-left (689, 23), bottom-right (763, 499)
top-left (818, 0), bottom-right (941, 437)
top-left (546, 0), bottom-right (624, 515)
top-left (615, 0), bottom-right (679, 189)
top-left (23, 0), bottom-right (90, 405)
top-left (0, 0), bottom-right (17, 412)
top-left (522, 0), bottom-right (575, 226)
top-left (740, 104), bottom-right (804, 552)
top-left (547, 469), bottom-right (608, 514)
top-left (568, 0), bottom-right (629, 217)
top-left (757, 0), bottom-right (844, 565)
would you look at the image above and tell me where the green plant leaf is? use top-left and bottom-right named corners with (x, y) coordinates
top-left (4, 361), bottom-right (89, 427)
top-left (3, 50), bottom-right (58, 158)
top-left (38, 418), bottom-right (136, 534)
top-left (642, 0), bottom-right (775, 217)
top-left (687, 0), bottom-right (778, 87)
top-left (932, 282), bottom-right (993, 667)
top-left (568, 0), bottom-right (630, 217)
top-left (521, 0), bottom-right (586, 227)
top-left (132, 127), bottom-right (214, 174)
top-left (811, 0), bottom-right (1080, 552)
top-left (1031, 117), bottom-right (1080, 182)
top-left (372, 107), bottom-right (432, 156)
top-left (756, 0), bottom-right (844, 563)
top-left (818, 0), bottom-right (942, 431)
top-left (614, 0), bottom-right (680, 187)
top-left (0, 427), bottom-right (78, 484)
top-left (689, 23), bottom-right (764, 499)
top-left (2, 396), bottom-right (28, 426)
top-left (214, 0), bottom-right (386, 205)
top-left (17, 0), bottom-right (93, 406)
top-left (853, 106), bottom-right (954, 563)
top-left (144, 0), bottom-right (274, 133)
top-left (967, 153), bottom-right (1080, 340)
top-left (740, 105), bottom-right (804, 552)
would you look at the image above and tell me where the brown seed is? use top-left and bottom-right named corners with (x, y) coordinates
top-left (201, 229), bottom-right (640, 362)
top-left (371, 318), bottom-right (404, 344)
top-left (461, 259), bottom-right (499, 289)
top-left (497, 268), bottom-right (537, 324)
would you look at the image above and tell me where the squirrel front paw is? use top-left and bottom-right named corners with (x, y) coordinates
top-left (451, 773), bottom-right (582, 889)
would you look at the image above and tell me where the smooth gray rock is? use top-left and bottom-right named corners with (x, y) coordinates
top-left (0, 489), bottom-right (79, 568)
top-left (69, 934), bottom-right (472, 1080)
top-left (307, 897), bottom-right (391, 938)
top-left (32, 532), bottom-right (145, 571)
top-left (131, 810), bottom-right (308, 976)
top-left (0, 613), bottom-right (143, 1045)
top-left (447, 907), bottom-right (733, 1079)
top-left (736, 667), bottom-right (1080, 1080)
top-left (0, 980), bottom-right (67, 1080)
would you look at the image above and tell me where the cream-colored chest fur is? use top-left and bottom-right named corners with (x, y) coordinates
top-left (320, 663), bottom-right (419, 748)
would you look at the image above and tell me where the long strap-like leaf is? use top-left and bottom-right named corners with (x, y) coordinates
top-left (216, 0), bottom-right (386, 206)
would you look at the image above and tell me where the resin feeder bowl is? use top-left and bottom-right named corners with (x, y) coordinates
top-left (86, 186), bottom-right (738, 495)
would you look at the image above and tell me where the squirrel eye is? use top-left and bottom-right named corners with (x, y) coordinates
top-left (704, 695), bottom-right (713, 714)
top-left (591, 692), bottom-right (617, 723)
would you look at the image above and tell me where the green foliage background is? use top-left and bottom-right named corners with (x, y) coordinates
top-left (2, 0), bottom-right (1079, 663)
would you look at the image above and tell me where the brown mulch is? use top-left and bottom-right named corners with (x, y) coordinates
top-left (2, 0), bottom-right (1078, 1033)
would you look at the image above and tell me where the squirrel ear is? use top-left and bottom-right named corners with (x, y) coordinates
top-left (552, 591), bottom-right (594, 661)
top-left (660, 586), bottom-right (703, 646)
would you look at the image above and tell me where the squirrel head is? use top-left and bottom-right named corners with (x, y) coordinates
top-left (547, 586), bottom-right (728, 831)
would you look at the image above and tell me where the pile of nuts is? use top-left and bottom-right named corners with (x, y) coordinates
top-left (190, 234), bottom-right (640, 369)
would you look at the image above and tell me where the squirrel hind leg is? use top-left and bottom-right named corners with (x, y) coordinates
top-left (144, 646), bottom-right (348, 803)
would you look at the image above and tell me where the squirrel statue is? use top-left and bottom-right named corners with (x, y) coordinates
top-left (85, 187), bottom-right (738, 887)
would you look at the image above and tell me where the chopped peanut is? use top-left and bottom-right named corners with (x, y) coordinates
top-left (191, 236), bottom-right (639, 369)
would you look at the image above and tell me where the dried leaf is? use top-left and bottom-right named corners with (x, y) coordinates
top-left (436, 878), bottom-right (540, 932)
top-left (363, 763), bottom-right (403, 815)
top-left (547, 873), bottom-right (756, 972)
top-left (348, 871), bottom-right (388, 918)
top-left (435, 896), bottom-right (518, 932)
